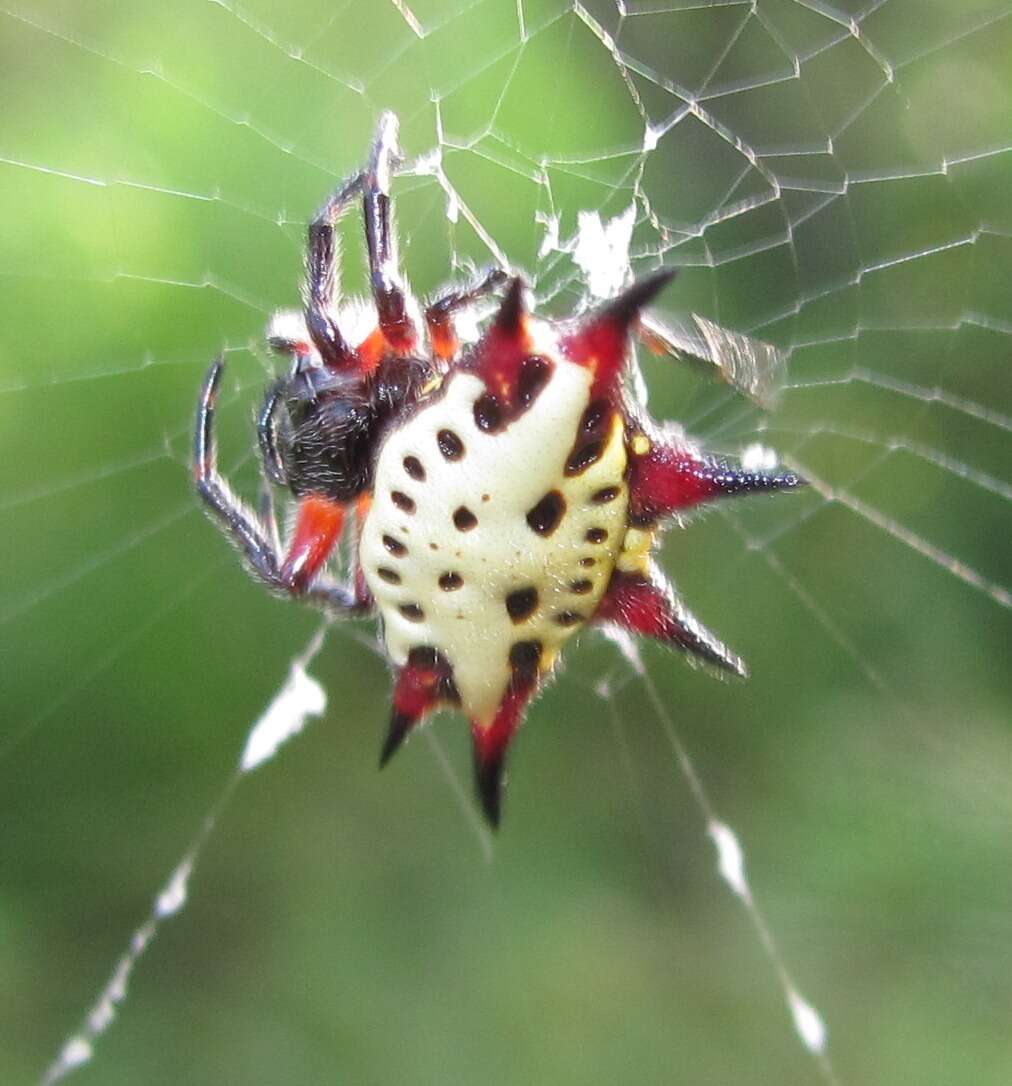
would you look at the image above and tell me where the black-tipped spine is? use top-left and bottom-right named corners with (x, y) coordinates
top-left (599, 268), bottom-right (677, 330)
top-left (474, 750), bottom-right (504, 829)
top-left (379, 710), bottom-right (414, 768)
top-left (492, 276), bottom-right (526, 337)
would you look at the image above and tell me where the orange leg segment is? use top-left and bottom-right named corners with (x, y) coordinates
top-left (279, 495), bottom-right (346, 593)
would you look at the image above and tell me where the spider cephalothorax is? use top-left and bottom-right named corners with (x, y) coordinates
top-left (260, 352), bottom-right (435, 505)
top-left (195, 113), bottom-right (805, 826)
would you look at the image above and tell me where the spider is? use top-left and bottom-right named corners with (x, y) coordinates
top-left (195, 113), bottom-right (805, 827)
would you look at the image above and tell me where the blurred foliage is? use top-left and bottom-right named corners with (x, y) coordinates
top-left (1, 2), bottom-right (1010, 1084)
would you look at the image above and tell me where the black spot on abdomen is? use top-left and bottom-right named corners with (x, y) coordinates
top-left (402, 455), bottom-right (425, 480)
top-left (473, 394), bottom-right (503, 432)
top-left (509, 640), bottom-right (542, 678)
top-left (437, 429), bottom-right (464, 459)
top-left (407, 646), bottom-right (439, 668)
top-left (505, 587), bottom-right (538, 623)
top-left (526, 490), bottom-right (565, 536)
top-left (565, 400), bottom-right (612, 476)
top-left (517, 357), bottom-right (551, 406)
top-left (554, 610), bottom-right (583, 627)
top-left (565, 441), bottom-right (603, 475)
top-left (407, 646), bottom-right (459, 704)
top-left (453, 506), bottom-right (478, 531)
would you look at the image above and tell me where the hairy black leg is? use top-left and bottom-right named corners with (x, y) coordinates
top-left (305, 173), bottom-right (363, 368)
top-left (195, 358), bottom-right (365, 617)
top-left (257, 378), bottom-right (288, 486)
top-left (425, 266), bottom-right (510, 359)
top-left (267, 330), bottom-right (306, 355)
top-left (362, 112), bottom-right (417, 351)
top-left (258, 479), bottom-right (282, 555)
top-left (427, 266), bottom-right (510, 321)
top-left (195, 360), bottom-right (285, 582)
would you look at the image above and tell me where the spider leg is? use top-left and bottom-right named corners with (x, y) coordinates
top-left (195, 359), bottom-right (285, 584)
top-left (352, 495), bottom-right (375, 610)
top-left (258, 478), bottom-right (282, 555)
top-left (266, 309), bottom-right (314, 357)
top-left (195, 359), bottom-right (364, 616)
top-left (425, 266), bottom-right (510, 360)
top-left (257, 378), bottom-right (289, 486)
top-left (305, 172), bottom-right (364, 369)
top-left (279, 494), bottom-right (347, 592)
top-left (361, 112), bottom-right (418, 354)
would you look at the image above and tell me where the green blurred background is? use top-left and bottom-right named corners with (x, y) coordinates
top-left (1, 1), bottom-right (1010, 1083)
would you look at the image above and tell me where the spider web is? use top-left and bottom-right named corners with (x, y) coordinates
top-left (1, 1), bottom-right (1010, 1083)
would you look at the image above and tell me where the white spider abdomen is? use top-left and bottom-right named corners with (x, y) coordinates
top-left (360, 356), bottom-right (629, 724)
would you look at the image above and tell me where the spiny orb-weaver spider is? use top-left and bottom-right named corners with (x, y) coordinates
top-left (195, 113), bottom-right (804, 826)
